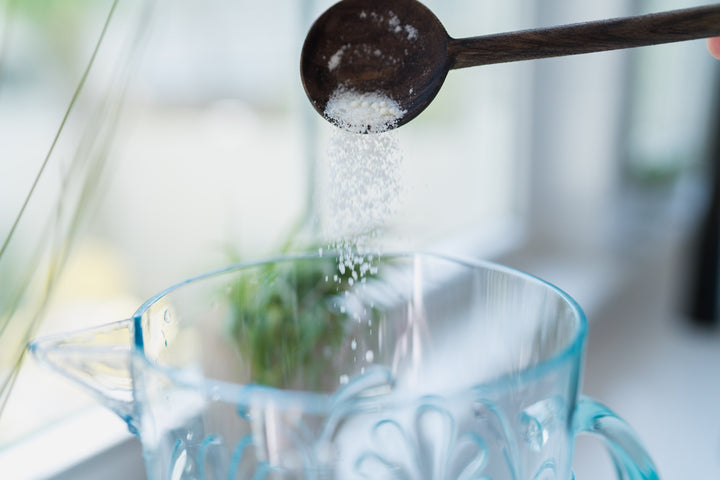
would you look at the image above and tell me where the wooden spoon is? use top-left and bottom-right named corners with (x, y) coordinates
top-left (301, 0), bottom-right (720, 130)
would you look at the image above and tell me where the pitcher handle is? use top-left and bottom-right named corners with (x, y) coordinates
top-left (573, 395), bottom-right (659, 480)
top-left (28, 318), bottom-right (139, 434)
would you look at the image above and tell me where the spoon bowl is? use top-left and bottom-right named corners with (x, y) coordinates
top-left (301, 0), bottom-right (449, 129)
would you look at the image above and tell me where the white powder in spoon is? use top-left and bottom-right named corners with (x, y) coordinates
top-left (323, 87), bottom-right (405, 280)
top-left (325, 87), bottom-right (406, 134)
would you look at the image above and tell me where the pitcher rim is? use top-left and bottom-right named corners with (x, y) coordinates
top-left (131, 250), bottom-right (588, 399)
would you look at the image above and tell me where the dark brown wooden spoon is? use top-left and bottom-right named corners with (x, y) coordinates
top-left (301, 0), bottom-right (720, 130)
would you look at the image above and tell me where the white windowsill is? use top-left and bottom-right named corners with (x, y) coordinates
top-left (0, 405), bottom-right (143, 480)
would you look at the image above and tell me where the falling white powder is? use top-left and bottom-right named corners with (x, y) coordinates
top-left (318, 8), bottom-right (412, 281)
top-left (324, 130), bottom-right (403, 276)
top-left (323, 87), bottom-right (404, 281)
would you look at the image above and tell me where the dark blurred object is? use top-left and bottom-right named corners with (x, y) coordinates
top-left (687, 70), bottom-right (720, 326)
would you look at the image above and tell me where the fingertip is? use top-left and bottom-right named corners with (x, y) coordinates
top-left (708, 37), bottom-right (720, 60)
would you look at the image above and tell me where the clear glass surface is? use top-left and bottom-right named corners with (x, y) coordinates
top-left (30, 252), bottom-right (657, 479)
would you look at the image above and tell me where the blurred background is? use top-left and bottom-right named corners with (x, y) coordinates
top-left (0, 0), bottom-right (718, 478)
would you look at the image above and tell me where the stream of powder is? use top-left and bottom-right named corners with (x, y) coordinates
top-left (323, 88), bottom-right (405, 281)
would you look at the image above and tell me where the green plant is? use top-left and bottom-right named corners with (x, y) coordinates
top-left (224, 256), bottom-right (359, 391)
top-left (0, 0), bottom-right (127, 415)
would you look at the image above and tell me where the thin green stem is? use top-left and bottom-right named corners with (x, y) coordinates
top-left (0, 357), bottom-right (21, 418)
top-left (0, 0), bottom-right (119, 261)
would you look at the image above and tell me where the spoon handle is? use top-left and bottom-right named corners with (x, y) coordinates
top-left (449, 4), bottom-right (720, 69)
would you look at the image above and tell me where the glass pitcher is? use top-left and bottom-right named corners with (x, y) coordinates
top-left (30, 252), bottom-right (658, 479)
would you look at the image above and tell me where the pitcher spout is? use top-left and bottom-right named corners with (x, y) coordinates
top-left (28, 318), bottom-right (139, 434)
